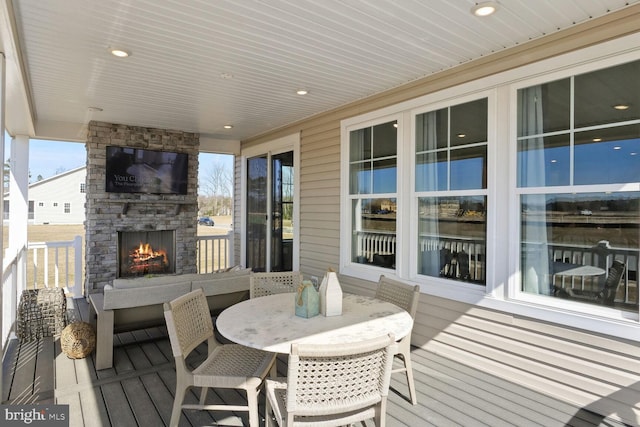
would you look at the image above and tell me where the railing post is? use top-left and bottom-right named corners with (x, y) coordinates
top-left (73, 235), bottom-right (83, 298)
top-left (227, 230), bottom-right (234, 268)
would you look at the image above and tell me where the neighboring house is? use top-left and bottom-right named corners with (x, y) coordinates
top-left (4, 166), bottom-right (86, 224)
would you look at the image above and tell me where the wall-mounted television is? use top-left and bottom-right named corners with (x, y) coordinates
top-left (105, 146), bottom-right (188, 195)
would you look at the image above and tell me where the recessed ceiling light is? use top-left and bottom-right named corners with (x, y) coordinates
top-left (592, 138), bottom-right (602, 142)
top-left (471, 1), bottom-right (498, 17)
top-left (108, 47), bottom-right (130, 58)
top-left (296, 89), bottom-right (308, 95)
top-left (614, 146), bottom-right (622, 150)
top-left (457, 133), bottom-right (466, 138)
top-left (88, 106), bottom-right (103, 112)
top-left (550, 159), bottom-right (557, 163)
top-left (223, 124), bottom-right (233, 129)
top-left (613, 104), bottom-right (630, 110)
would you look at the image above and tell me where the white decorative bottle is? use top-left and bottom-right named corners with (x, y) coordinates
top-left (319, 269), bottom-right (342, 316)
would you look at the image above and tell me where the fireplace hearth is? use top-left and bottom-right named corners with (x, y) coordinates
top-left (118, 230), bottom-right (176, 278)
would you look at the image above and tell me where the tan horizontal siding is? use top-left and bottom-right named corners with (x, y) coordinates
top-left (240, 6), bottom-right (640, 426)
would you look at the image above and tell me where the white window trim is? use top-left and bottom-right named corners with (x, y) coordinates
top-left (339, 32), bottom-right (640, 342)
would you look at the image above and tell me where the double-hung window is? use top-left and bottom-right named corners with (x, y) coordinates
top-left (517, 59), bottom-right (640, 314)
top-left (348, 119), bottom-right (398, 270)
top-left (415, 98), bottom-right (488, 285)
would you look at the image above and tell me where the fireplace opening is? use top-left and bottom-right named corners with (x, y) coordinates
top-left (118, 230), bottom-right (176, 278)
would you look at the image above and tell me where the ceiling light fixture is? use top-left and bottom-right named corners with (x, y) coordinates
top-left (457, 133), bottom-right (466, 138)
top-left (109, 47), bottom-right (130, 58)
top-left (296, 89), bottom-right (308, 95)
top-left (223, 124), bottom-right (233, 129)
top-left (471, 1), bottom-right (498, 17)
top-left (613, 104), bottom-right (630, 110)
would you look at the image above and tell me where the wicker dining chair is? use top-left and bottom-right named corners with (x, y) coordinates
top-left (375, 275), bottom-right (420, 405)
top-left (163, 288), bottom-right (276, 427)
top-left (265, 333), bottom-right (396, 427)
top-left (250, 271), bottom-right (304, 298)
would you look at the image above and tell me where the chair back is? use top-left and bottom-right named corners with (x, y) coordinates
top-left (250, 271), bottom-right (303, 298)
top-left (164, 288), bottom-right (214, 358)
top-left (285, 333), bottom-right (396, 417)
top-left (375, 275), bottom-right (420, 318)
top-left (601, 260), bottom-right (625, 306)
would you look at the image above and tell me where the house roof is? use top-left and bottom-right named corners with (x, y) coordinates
top-left (1, 1), bottom-right (639, 144)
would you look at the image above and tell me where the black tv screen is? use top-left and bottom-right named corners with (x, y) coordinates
top-left (105, 146), bottom-right (188, 195)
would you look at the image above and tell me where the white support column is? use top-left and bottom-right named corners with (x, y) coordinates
top-left (9, 134), bottom-right (29, 292)
top-left (1, 47), bottom-right (6, 399)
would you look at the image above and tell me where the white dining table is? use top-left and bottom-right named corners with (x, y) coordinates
top-left (552, 262), bottom-right (606, 277)
top-left (216, 293), bottom-right (413, 354)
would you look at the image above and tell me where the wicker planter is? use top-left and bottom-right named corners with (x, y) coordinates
top-left (61, 322), bottom-right (96, 359)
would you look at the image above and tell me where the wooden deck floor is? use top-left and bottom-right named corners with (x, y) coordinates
top-left (2, 298), bottom-right (631, 427)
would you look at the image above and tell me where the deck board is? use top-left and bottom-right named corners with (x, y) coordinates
top-left (2, 297), bottom-right (632, 426)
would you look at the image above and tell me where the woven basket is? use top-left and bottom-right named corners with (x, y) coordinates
top-left (61, 322), bottom-right (96, 359)
top-left (16, 288), bottom-right (67, 342)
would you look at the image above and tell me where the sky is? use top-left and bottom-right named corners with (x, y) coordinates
top-left (4, 134), bottom-right (234, 195)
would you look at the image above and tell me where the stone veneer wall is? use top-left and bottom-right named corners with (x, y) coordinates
top-left (85, 121), bottom-right (199, 293)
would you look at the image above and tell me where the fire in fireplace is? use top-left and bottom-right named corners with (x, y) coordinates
top-left (118, 230), bottom-right (176, 278)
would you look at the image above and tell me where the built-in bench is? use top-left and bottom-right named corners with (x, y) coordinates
top-left (88, 268), bottom-right (251, 370)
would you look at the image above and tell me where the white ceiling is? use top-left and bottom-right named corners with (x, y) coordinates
top-left (1, 0), bottom-right (639, 144)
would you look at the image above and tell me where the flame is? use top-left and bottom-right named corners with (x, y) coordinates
top-left (131, 241), bottom-right (168, 264)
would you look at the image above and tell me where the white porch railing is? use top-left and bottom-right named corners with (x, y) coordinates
top-left (27, 236), bottom-right (83, 297)
top-left (2, 232), bottom-right (234, 352)
top-left (196, 231), bottom-right (234, 273)
top-left (2, 245), bottom-right (26, 353)
top-left (357, 231), bottom-right (638, 305)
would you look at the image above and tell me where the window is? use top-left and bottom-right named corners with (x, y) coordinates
top-left (38, 202), bottom-right (44, 207)
top-left (415, 99), bottom-right (488, 285)
top-left (80, 183), bottom-right (86, 193)
top-left (348, 119), bottom-right (398, 270)
top-left (64, 203), bottom-right (70, 213)
top-left (517, 60), bottom-right (640, 314)
top-left (53, 202), bottom-right (58, 207)
top-left (341, 37), bottom-right (640, 337)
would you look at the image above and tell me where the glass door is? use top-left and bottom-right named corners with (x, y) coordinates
top-left (246, 151), bottom-right (295, 272)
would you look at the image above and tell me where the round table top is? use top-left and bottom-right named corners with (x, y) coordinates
top-left (552, 262), bottom-right (606, 276)
top-left (216, 293), bottom-right (413, 354)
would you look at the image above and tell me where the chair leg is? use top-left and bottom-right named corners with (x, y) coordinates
top-left (401, 353), bottom-right (418, 405)
top-left (265, 392), bottom-right (273, 427)
top-left (246, 388), bottom-right (260, 427)
top-left (199, 387), bottom-right (208, 405)
top-left (170, 384), bottom-right (187, 427)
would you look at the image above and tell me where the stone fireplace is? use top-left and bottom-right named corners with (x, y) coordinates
top-left (85, 121), bottom-right (199, 293)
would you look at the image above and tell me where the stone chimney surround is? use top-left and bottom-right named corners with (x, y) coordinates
top-left (85, 121), bottom-right (199, 293)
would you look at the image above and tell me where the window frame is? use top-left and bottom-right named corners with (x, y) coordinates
top-left (339, 32), bottom-right (640, 341)
top-left (341, 112), bottom-right (404, 283)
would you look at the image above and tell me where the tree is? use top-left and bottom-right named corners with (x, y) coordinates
top-left (199, 157), bottom-right (233, 216)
